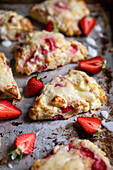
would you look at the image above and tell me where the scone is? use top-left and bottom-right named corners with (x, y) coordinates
top-left (0, 53), bottom-right (21, 101)
top-left (31, 139), bottom-right (113, 170)
top-left (0, 10), bottom-right (34, 41)
top-left (29, 70), bottom-right (106, 120)
top-left (29, 0), bottom-right (90, 36)
top-left (15, 31), bottom-right (88, 75)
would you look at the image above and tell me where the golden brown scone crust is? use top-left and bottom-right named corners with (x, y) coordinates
top-left (15, 31), bottom-right (88, 75)
top-left (0, 53), bottom-right (21, 101)
top-left (0, 10), bottom-right (34, 41)
top-left (29, 70), bottom-right (106, 120)
top-left (31, 139), bottom-right (113, 170)
top-left (29, 0), bottom-right (90, 36)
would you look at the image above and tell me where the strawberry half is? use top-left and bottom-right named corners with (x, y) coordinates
top-left (77, 117), bottom-right (102, 138)
top-left (45, 21), bottom-right (59, 33)
top-left (0, 100), bottom-right (22, 120)
top-left (10, 133), bottom-right (36, 160)
top-left (78, 56), bottom-right (106, 74)
top-left (27, 73), bottom-right (46, 97)
top-left (80, 16), bottom-right (96, 35)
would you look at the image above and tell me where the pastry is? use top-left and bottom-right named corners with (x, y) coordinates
top-left (0, 53), bottom-right (21, 101)
top-left (0, 10), bottom-right (34, 41)
top-left (29, 70), bottom-right (106, 120)
top-left (31, 139), bottom-right (113, 170)
top-left (15, 30), bottom-right (88, 75)
top-left (29, 0), bottom-right (90, 36)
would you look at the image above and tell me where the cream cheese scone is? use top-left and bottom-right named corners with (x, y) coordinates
top-left (29, 0), bottom-right (90, 36)
top-left (15, 31), bottom-right (88, 75)
top-left (31, 139), bottom-right (113, 170)
top-left (0, 53), bottom-right (21, 101)
top-left (0, 10), bottom-right (34, 41)
top-left (29, 70), bottom-right (106, 120)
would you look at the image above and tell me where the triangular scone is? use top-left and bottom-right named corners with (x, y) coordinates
top-left (31, 139), bottom-right (113, 170)
top-left (0, 10), bottom-right (34, 41)
top-left (29, 0), bottom-right (90, 36)
top-left (0, 53), bottom-right (21, 101)
top-left (29, 70), bottom-right (106, 120)
top-left (15, 31), bottom-right (88, 75)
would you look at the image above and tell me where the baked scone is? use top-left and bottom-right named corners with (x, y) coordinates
top-left (31, 139), bottom-right (113, 170)
top-left (0, 10), bottom-right (34, 41)
top-left (29, 0), bottom-right (90, 36)
top-left (0, 53), bottom-right (21, 101)
top-left (29, 70), bottom-right (106, 120)
top-left (15, 31), bottom-right (88, 75)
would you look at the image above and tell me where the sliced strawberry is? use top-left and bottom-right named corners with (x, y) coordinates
top-left (80, 16), bottom-right (96, 35)
top-left (77, 117), bottom-right (102, 136)
top-left (80, 147), bottom-right (94, 159)
top-left (27, 73), bottom-right (46, 97)
top-left (45, 38), bottom-right (56, 51)
top-left (10, 133), bottom-right (36, 160)
top-left (92, 159), bottom-right (107, 170)
top-left (52, 115), bottom-right (64, 120)
top-left (55, 1), bottom-right (69, 10)
top-left (42, 49), bottom-right (48, 55)
top-left (61, 104), bottom-right (75, 113)
top-left (78, 56), bottom-right (105, 74)
top-left (54, 83), bottom-right (65, 87)
top-left (66, 143), bottom-right (75, 152)
top-left (0, 100), bottom-right (22, 120)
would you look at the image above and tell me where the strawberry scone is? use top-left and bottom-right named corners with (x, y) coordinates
top-left (29, 0), bottom-right (90, 36)
top-left (0, 10), bottom-right (34, 41)
top-left (15, 31), bottom-right (88, 75)
top-left (31, 139), bottom-right (113, 170)
top-left (0, 53), bottom-right (21, 101)
top-left (29, 70), bottom-right (106, 120)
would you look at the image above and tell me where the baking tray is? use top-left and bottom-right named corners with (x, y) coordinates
top-left (0, 2), bottom-right (113, 170)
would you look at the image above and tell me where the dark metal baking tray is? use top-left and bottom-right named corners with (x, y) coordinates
top-left (0, 2), bottom-right (113, 170)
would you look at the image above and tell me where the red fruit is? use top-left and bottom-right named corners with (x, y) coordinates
top-left (78, 56), bottom-right (105, 74)
top-left (55, 1), bottom-right (69, 9)
top-left (0, 100), bottom-right (22, 120)
top-left (45, 21), bottom-right (54, 32)
top-left (10, 133), bottom-right (36, 160)
top-left (45, 38), bottom-right (56, 51)
top-left (77, 117), bottom-right (102, 135)
top-left (80, 147), bottom-right (94, 159)
top-left (27, 74), bottom-right (45, 97)
top-left (92, 159), bottom-right (107, 170)
top-left (61, 104), bottom-right (75, 113)
top-left (52, 115), bottom-right (64, 120)
top-left (80, 16), bottom-right (96, 35)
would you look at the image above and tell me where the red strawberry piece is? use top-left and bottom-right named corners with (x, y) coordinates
top-left (0, 100), bottom-right (22, 120)
top-left (42, 49), bottom-right (48, 55)
top-left (61, 104), bottom-right (75, 113)
top-left (52, 115), bottom-right (64, 120)
top-left (80, 16), bottom-right (96, 35)
top-left (15, 32), bottom-right (21, 40)
top-left (27, 73), bottom-right (46, 97)
top-left (66, 143), bottom-right (75, 152)
top-left (55, 1), bottom-right (69, 9)
top-left (10, 133), bottom-right (36, 160)
top-left (92, 159), bottom-right (107, 170)
top-left (45, 21), bottom-right (54, 32)
top-left (80, 147), bottom-right (94, 159)
top-left (54, 83), bottom-right (65, 87)
top-left (70, 46), bottom-right (78, 54)
top-left (78, 56), bottom-right (105, 74)
top-left (77, 117), bottom-right (102, 136)
top-left (45, 38), bottom-right (56, 51)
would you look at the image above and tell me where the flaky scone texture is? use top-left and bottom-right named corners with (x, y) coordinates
top-left (31, 139), bottom-right (113, 170)
top-left (0, 53), bottom-right (21, 101)
top-left (15, 31), bottom-right (88, 75)
top-left (29, 0), bottom-right (90, 36)
top-left (0, 10), bottom-right (34, 41)
top-left (29, 70), bottom-right (106, 120)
